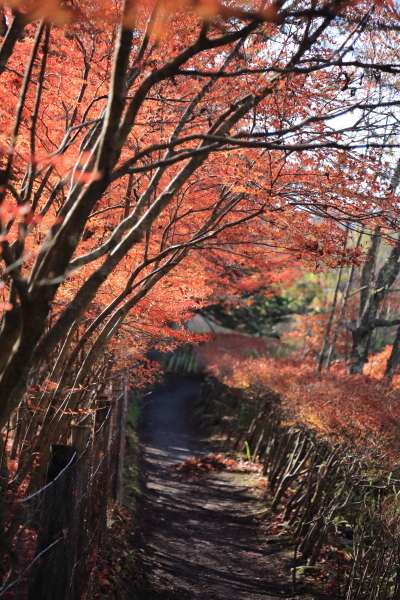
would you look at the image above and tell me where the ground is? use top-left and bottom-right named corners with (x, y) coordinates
top-left (134, 374), bottom-right (317, 600)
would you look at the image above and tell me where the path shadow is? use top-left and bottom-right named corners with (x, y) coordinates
top-left (135, 374), bottom-right (294, 600)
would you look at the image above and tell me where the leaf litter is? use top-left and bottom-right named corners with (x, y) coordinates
top-left (170, 453), bottom-right (262, 479)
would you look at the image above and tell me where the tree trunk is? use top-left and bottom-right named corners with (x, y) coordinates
top-left (359, 228), bottom-right (380, 320)
top-left (349, 165), bottom-right (400, 374)
top-left (326, 228), bottom-right (363, 370)
top-left (385, 325), bottom-right (400, 381)
top-left (349, 234), bottom-right (400, 374)
top-left (318, 266), bottom-right (343, 372)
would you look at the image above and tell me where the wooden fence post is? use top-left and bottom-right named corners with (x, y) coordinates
top-left (94, 396), bottom-right (111, 432)
top-left (28, 444), bottom-right (76, 600)
top-left (116, 386), bottom-right (128, 504)
top-left (71, 425), bottom-right (91, 455)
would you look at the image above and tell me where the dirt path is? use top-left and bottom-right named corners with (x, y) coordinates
top-left (136, 375), bottom-right (295, 600)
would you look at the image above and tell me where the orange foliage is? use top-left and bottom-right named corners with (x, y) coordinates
top-left (196, 334), bottom-right (400, 459)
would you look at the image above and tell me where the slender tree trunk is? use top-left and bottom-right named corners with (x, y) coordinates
top-left (359, 227), bottom-right (380, 320)
top-left (318, 266), bottom-right (343, 372)
top-left (326, 228), bottom-right (363, 370)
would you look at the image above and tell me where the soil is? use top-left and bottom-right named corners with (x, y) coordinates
top-left (134, 374), bottom-right (311, 600)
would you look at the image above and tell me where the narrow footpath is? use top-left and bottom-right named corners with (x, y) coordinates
top-left (135, 374), bottom-right (297, 600)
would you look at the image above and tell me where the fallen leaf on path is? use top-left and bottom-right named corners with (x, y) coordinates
top-left (170, 454), bottom-right (229, 478)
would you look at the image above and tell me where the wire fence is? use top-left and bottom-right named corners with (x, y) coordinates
top-left (0, 390), bottom-right (128, 600)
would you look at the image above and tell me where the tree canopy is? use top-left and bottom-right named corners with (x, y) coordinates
top-left (0, 0), bottom-right (400, 484)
